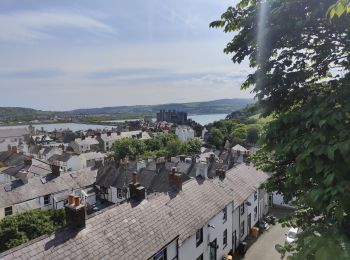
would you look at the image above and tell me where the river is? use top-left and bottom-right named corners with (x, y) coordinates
top-left (0, 113), bottom-right (227, 132)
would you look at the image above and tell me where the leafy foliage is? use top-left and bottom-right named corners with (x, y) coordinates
top-left (0, 209), bottom-right (65, 253)
top-left (112, 134), bottom-right (202, 161)
top-left (212, 0), bottom-right (350, 258)
top-left (327, 0), bottom-right (350, 18)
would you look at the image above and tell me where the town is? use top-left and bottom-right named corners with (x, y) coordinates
top-left (0, 108), bottom-right (291, 259)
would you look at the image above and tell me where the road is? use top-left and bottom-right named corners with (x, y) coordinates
top-left (241, 208), bottom-right (294, 260)
top-left (242, 223), bottom-right (288, 260)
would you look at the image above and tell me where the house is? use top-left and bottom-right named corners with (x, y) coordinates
top-left (0, 162), bottom-right (269, 260)
top-left (95, 159), bottom-right (191, 204)
top-left (96, 131), bottom-right (151, 152)
top-left (49, 152), bottom-right (82, 172)
top-left (0, 128), bottom-right (29, 153)
top-left (79, 152), bottom-right (105, 168)
top-left (0, 166), bottom-right (97, 219)
top-left (31, 135), bottom-right (53, 145)
top-left (39, 146), bottom-right (62, 160)
top-left (175, 125), bottom-right (195, 141)
top-left (69, 136), bottom-right (100, 154)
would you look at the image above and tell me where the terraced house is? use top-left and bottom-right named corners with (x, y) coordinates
top-left (0, 163), bottom-right (269, 260)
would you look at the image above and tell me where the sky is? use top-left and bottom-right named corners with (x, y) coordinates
top-left (0, 0), bottom-right (252, 111)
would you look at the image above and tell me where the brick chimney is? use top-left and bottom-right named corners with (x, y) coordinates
top-left (216, 168), bottom-right (226, 179)
top-left (132, 171), bottom-right (139, 184)
top-left (169, 167), bottom-right (182, 191)
top-left (51, 164), bottom-right (61, 176)
top-left (81, 135), bottom-right (86, 140)
top-left (24, 158), bottom-right (32, 166)
top-left (107, 131), bottom-right (111, 137)
top-left (96, 132), bottom-right (101, 138)
top-left (65, 194), bottom-right (86, 229)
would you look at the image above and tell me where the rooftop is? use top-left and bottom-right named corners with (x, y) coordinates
top-left (0, 163), bottom-right (268, 260)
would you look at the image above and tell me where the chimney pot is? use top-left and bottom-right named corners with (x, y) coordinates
top-left (74, 196), bottom-right (80, 207)
top-left (68, 194), bottom-right (75, 205)
top-left (132, 171), bottom-right (139, 184)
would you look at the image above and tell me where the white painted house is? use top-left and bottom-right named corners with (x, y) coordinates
top-left (176, 126), bottom-right (195, 141)
top-left (0, 128), bottom-right (29, 153)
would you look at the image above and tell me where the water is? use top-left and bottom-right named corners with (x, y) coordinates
top-left (188, 114), bottom-right (227, 125)
top-left (0, 113), bottom-right (228, 132)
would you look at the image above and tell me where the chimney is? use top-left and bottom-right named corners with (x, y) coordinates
top-left (107, 131), bottom-right (111, 137)
top-left (51, 164), bottom-right (61, 176)
top-left (65, 194), bottom-right (86, 229)
top-left (24, 158), bottom-right (32, 166)
top-left (129, 182), bottom-right (145, 202)
top-left (96, 132), bottom-right (101, 138)
top-left (81, 135), bottom-right (86, 140)
top-left (169, 170), bottom-right (182, 191)
top-left (216, 168), bottom-right (226, 179)
top-left (116, 131), bottom-right (121, 136)
top-left (132, 171), bottom-right (139, 184)
top-left (17, 170), bottom-right (29, 184)
top-left (196, 161), bottom-right (208, 179)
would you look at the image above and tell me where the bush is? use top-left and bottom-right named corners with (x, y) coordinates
top-left (0, 209), bottom-right (65, 253)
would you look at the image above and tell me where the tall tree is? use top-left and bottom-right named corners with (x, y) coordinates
top-left (211, 0), bottom-right (350, 258)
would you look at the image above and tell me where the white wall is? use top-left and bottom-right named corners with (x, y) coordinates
top-left (178, 202), bottom-right (233, 260)
top-left (67, 156), bottom-right (83, 172)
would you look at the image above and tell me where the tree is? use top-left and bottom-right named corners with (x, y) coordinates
top-left (211, 0), bottom-right (350, 258)
top-left (112, 137), bottom-right (144, 162)
top-left (246, 126), bottom-right (260, 144)
top-left (231, 123), bottom-right (247, 145)
top-left (207, 128), bottom-right (225, 148)
top-left (0, 209), bottom-right (65, 253)
top-left (186, 137), bottom-right (202, 154)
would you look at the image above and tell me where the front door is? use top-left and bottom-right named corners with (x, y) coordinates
top-left (232, 230), bottom-right (237, 251)
top-left (210, 238), bottom-right (217, 260)
top-left (248, 213), bottom-right (252, 233)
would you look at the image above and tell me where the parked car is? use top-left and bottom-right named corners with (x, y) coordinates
top-left (285, 227), bottom-right (299, 244)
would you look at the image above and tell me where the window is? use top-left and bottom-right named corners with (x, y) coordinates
top-left (44, 195), bottom-right (50, 205)
top-left (254, 191), bottom-right (258, 201)
top-left (223, 206), bottom-right (227, 223)
top-left (240, 203), bottom-right (245, 216)
top-left (254, 206), bottom-right (258, 221)
top-left (117, 188), bottom-right (123, 199)
top-left (223, 229), bottom-right (227, 248)
top-left (4, 206), bottom-right (12, 216)
top-left (196, 254), bottom-right (203, 260)
top-left (153, 248), bottom-right (167, 260)
top-left (196, 228), bottom-right (203, 247)
top-left (240, 221), bottom-right (245, 238)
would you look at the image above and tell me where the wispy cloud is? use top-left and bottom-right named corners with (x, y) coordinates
top-left (0, 10), bottom-right (115, 42)
top-left (0, 68), bottom-right (64, 79)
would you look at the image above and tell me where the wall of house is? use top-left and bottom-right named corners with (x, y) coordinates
top-left (110, 186), bottom-right (126, 204)
top-left (272, 192), bottom-right (295, 209)
top-left (67, 156), bottom-right (83, 172)
top-left (178, 202), bottom-right (233, 260)
top-left (232, 206), bottom-right (240, 253)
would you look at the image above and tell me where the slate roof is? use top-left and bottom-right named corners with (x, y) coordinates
top-left (0, 152), bottom-right (28, 166)
top-left (0, 168), bottom-right (97, 208)
top-left (0, 163), bottom-right (269, 260)
top-left (96, 161), bottom-right (190, 193)
top-left (0, 128), bottom-right (29, 138)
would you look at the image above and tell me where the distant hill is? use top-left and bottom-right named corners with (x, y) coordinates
top-left (0, 98), bottom-right (254, 123)
top-left (67, 98), bottom-right (254, 116)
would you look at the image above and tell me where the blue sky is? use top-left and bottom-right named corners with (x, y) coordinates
top-left (0, 0), bottom-right (252, 110)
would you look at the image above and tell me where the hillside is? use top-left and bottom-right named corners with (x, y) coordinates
top-left (0, 98), bottom-right (253, 123)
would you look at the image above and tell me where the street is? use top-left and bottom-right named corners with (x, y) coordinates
top-left (241, 208), bottom-right (294, 260)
